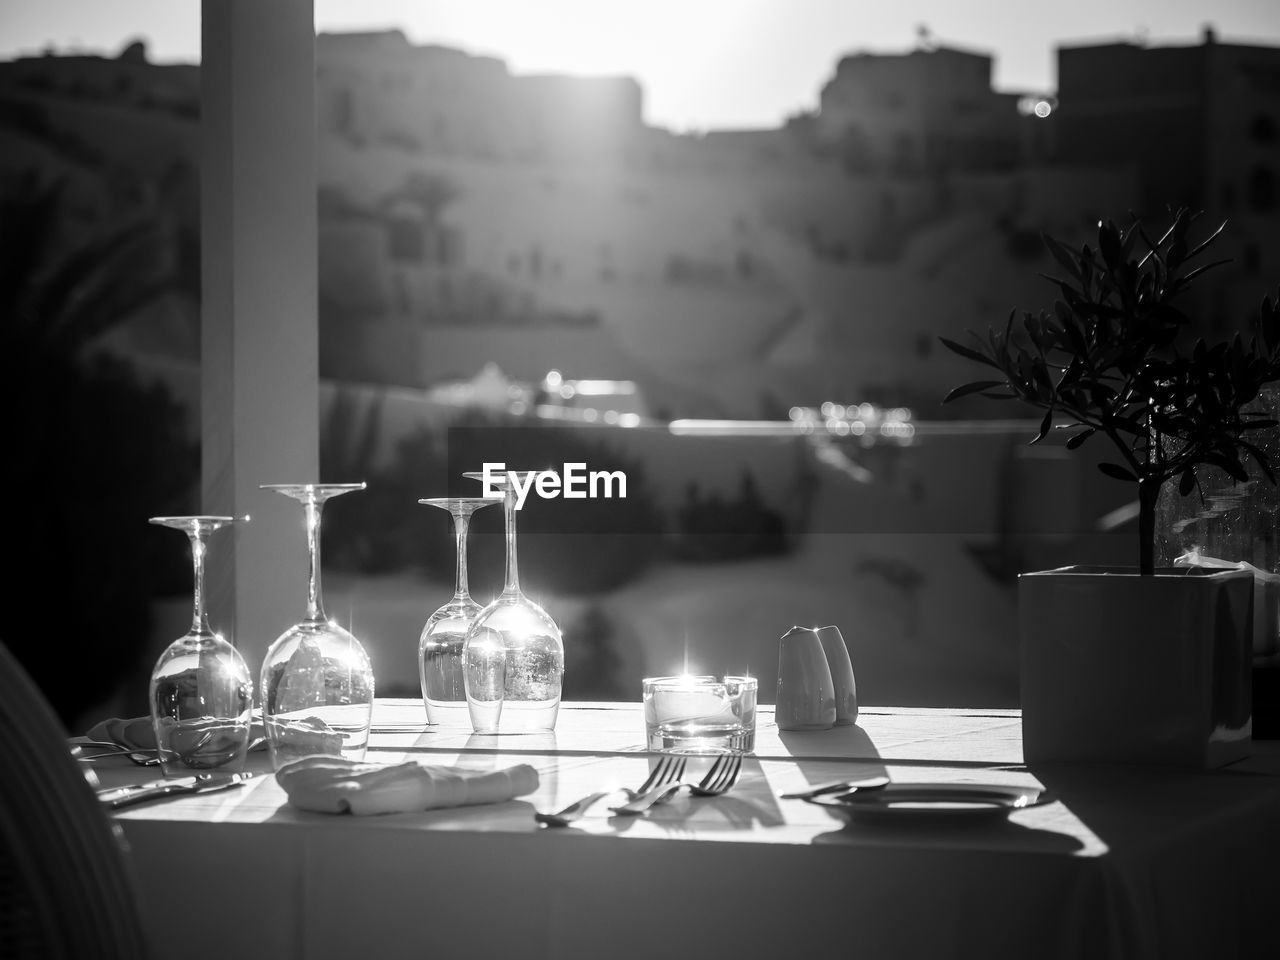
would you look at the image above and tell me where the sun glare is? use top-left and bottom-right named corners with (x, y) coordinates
top-left (315, 0), bottom-right (768, 128)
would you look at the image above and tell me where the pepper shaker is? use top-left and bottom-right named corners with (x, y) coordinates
top-left (776, 626), bottom-right (836, 730)
top-left (816, 625), bottom-right (858, 725)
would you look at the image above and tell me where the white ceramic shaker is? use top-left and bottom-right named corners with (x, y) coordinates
top-left (775, 626), bottom-right (836, 730)
top-left (816, 625), bottom-right (858, 725)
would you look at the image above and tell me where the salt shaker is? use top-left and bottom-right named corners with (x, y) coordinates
top-left (816, 625), bottom-right (858, 725)
top-left (775, 626), bottom-right (836, 730)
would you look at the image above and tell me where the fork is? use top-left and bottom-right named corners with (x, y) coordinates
top-left (74, 730), bottom-right (233, 767)
top-left (534, 754), bottom-right (688, 827)
top-left (609, 753), bottom-right (743, 816)
top-left (74, 742), bottom-right (163, 767)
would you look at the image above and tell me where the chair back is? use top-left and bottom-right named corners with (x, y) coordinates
top-left (0, 640), bottom-right (150, 959)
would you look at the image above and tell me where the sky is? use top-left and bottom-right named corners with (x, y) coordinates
top-left (2, 0), bottom-right (1280, 130)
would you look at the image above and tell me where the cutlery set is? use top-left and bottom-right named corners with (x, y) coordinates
top-left (76, 732), bottom-right (269, 768)
top-left (75, 741), bottom-right (166, 767)
top-left (537, 757), bottom-right (747, 829)
top-left (537, 765), bottom-right (895, 827)
top-left (95, 772), bottom-right (254, 809)
top-left (77, 740), bottom-right (257, 808)
top-left (534, 752), bottom-right (689, 827)
top-left (609, 753), bottom-right (743, 815)
top-left (89, 755), bottom-right (992, 824)
top-left (536, 753), bottom-right (744, 827)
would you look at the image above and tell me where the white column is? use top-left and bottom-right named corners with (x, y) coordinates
top-left (201, 0), bottom-right (318, 669)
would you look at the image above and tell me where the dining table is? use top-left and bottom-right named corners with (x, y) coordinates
top-left (87, 700), bottom-right (1280, 960)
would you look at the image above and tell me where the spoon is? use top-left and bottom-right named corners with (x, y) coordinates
top-left (780, 776), bottom-right (890, 800)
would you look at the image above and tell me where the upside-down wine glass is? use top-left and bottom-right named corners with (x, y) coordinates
top-left (148, 515), bottom-right (253, 775)
top-left (259, 483), bottom-right (374, 769)
top-left (462, 470), bottom-right (564, 734)
top-left (417, 496), bottom-right (501, 725)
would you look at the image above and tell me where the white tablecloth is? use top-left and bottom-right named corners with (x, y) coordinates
top-left (93, 702), bottom-right (1280, 960)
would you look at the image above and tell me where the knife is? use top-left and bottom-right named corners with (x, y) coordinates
top-left (97, 772), bottom-right (253, 809)
top-left (780, 776), bottom-right (891, 800)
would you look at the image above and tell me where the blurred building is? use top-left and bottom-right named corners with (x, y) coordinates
top-left (316, 30), bottom-right (644, 162)
top-left (4, 28), bottom-right (1279, 407)
top-left (814, 43), bottom-right (1049, 174)
top-left (1055, 27), bottom-right (1280, 331)
top-left (0, 40), bottom-right (198, 117)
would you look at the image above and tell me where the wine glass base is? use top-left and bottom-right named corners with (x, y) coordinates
top-left (424, 699), bottom-right (471, 726)
top-left (153, 715), bottom-right (252, 775)
top-left (468, 698), bottom-right (560, 735)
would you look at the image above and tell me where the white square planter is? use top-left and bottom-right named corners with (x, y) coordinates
top-left (1018, 565), bottom-right (1253, 766)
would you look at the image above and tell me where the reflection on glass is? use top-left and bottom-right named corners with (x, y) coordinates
top-left (417, 496), bottom-right (500, 724)
top-left (462, 470), bottom-right (564, 734)
top-left (259, 483), bottom-right (374, 769)
top-left (148, 515), bottom-right (253, 775)
top-left (1159, 386), bottom-right (1280, 571)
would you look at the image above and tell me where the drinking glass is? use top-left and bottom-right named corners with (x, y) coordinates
top-left (148, 515), bottom-right (253, 775)
top-left (259, 483), bottom-right (374, 769)
top-left (462, 470), bottom-right (564, 734)
top-left (417, 496), bottom-right (500, 725)
top-left (642, 675), bottom-right (757, 754)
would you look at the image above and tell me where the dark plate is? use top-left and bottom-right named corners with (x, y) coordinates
top-left (805, 782), bottom-right (1054, 824)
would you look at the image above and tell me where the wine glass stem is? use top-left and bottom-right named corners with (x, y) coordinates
top-left (305, 497), bottom-right (327, 623)
top-left (452, 512), bottom-right (472, 602)
top-left (188, 527), bottom-right (213, 636)
top-left (502, 486), bottom-right (520, 596)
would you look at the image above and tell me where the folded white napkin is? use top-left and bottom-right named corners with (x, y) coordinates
top-left (276, 756), bottom-right (540, 815)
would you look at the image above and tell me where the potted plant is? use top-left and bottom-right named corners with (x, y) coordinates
top-left (941, 209), bottom-right (1280, 764)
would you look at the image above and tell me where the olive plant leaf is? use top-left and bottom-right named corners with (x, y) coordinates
top-left (1031, 409), bottom-right (1053, 445)
top-left (942, 381), bottom-right (1008, 403)
top-left (1175, 258), bottom-right (1232, 289)
top-left (1065, 428), bottom-right (1095, 450)
top-left (1098, 462), bottom-right (1137, 483)
top-left (1185, 221), bottom-right (1227, 261)
top-left (1041, 233), bottom-right (1082, 282)
top-left (938, 336), bottom-right (1000, 369)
